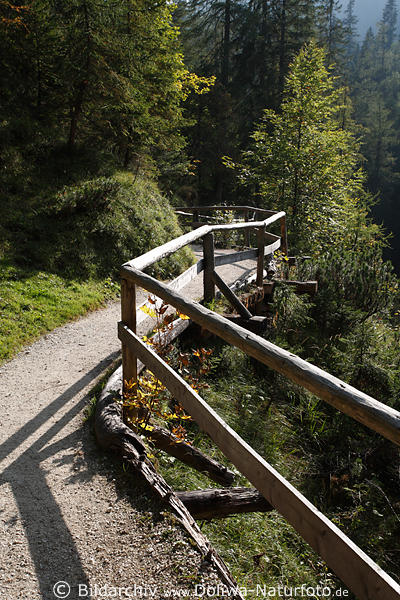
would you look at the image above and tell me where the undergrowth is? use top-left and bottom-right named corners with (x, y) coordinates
top-left (154, 252), bottom-right (400, 596)
top-left (0, 170), bottom-right (193, 364)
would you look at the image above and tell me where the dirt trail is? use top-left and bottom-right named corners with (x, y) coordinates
top-left (0, 249), bottom-right (256, 600)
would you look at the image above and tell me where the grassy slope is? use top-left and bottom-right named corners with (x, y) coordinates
top-left (155, 338), bottom-right (399, 597)
top-left (0, 261), bottom-right (119, 363)
top-left (0, 171), bottom-right (193, 365)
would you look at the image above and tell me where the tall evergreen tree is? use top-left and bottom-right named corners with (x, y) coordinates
top-left (381, 0), bottom-right (398, 49)
top-left (231, 42), bottom-right (369, 253)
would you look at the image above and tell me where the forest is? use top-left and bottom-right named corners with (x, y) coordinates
top-left (1, 0), bottom-right (400, 595)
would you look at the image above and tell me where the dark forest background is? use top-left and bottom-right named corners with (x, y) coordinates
top-left (174, 0), bottom-right (400, 271)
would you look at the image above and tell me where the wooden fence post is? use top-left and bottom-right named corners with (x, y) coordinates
top-left (280, 215), bottom-right (288, 256)
top-left (121, 278), bottom-right (137, 391)
top-left (244, 209), bottom-right (250, 247)
top-left (203, 232), bottom-right (216, 304)
top-left (256, 225), bottom-right (265, 286)
top-left (192, 209), bottom-right (199, 229)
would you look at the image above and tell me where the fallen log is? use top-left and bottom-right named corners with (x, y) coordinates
top-left (95, 370), bottom-right (243, 599)
top-left (177, 487), bottom-right (273, 520)
top-left (222, 315), bottom-right (269, 334)
top-left (140, 423), bottom-right (235, 486)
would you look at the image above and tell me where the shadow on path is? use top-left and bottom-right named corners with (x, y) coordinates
top-left (0, 351), bottom-right (119, 599)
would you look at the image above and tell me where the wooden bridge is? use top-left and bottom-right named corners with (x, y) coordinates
top-left (117, 205), bottom-right (400, 600)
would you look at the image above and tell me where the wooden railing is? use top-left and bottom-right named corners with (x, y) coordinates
top-left (119, 206), bottom-right (400, 600)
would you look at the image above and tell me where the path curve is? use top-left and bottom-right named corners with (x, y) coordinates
top-left (0, 249), bottom-right (257, 599)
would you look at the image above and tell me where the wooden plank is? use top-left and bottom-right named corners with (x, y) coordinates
top-left (176, 205), bottom-right (278, 217)
top-left (121, 265), bottom-right (400, 448)
top-left (168, 259), bottom-right (204, 292)
top-left (125, 225), bottom-right (211, 271)
top-left (214, 248), bottom-right (258, 267)
top-left (264, 239), bottom-right (281, 255)
top-left (203, 233), bottom-right (215, 304)
top-left (117, 323), bottom-right (400, 600)
top-left (212, 211), bottom-right (286, 232)
top-left (191, 221), bottom-right (265, 230)
top-left (126, 214), bottom-right (285, 273)
top-left (211, 270), bottom-right (252, 319)
top-left (177, 487), bottom-right (273, 520)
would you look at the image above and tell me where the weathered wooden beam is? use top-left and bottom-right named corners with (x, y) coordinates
top-left (176, 487), bottom-right (273, 520)
top-left (125, 225), bottom-right (211, 271)
top-left (203, 233), bottom-right (216, 305)
top-left (176, 206), bottom-right (279, 218)
top-left (121, 279), bottom-right (137, 390)
top-left (213, 212), bottom-right (286, 232)
top-left (256, 225), bottom-right (266, 287)
top-left (140, 423), bottom-right (235, 486)
top-left (120, 265), bottom-right (400, 448)
top-left (211, 270), bottom-right (252, 320)
top-left (117, 324), bottom-right (400, 600)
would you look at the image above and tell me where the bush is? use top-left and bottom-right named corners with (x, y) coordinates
top-left (10, 172), bottom-right (194, 279)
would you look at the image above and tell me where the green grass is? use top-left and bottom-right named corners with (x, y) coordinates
top-left (153, 344), bottom-right (340, 593)
top-left (0, 260), bottom-right (119, 364)
top-left (154, 343), bottom-right (400, 597)
top-left (0, 169), bottom-right (194, 364)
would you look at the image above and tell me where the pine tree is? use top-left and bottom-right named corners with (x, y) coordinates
top-left (343, 0), bottom-right (359, 74)
top-left (317, 0), bottom-right (346, 65)
top-left (381, 0), bottom-right (398, 49)
top-left (232, 42), bottom-right (368, 253)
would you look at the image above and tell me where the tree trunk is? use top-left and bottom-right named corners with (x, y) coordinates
top-left (139, 423), bottom-right (235, 486)
top-left (176, 487), bottom-right (273, 520)
top-left (278, 0), bottom-right (287, 101)
top-left (67, 1), bottom-right (91, 153)
top-left (221, 0), bottom-right (231, 86)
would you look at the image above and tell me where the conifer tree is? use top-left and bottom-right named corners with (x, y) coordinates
top-left (232, 42), bottom-right (369, 253)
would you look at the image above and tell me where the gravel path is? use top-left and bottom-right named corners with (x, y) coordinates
top-left (0, 250), bottom-right (257, 600)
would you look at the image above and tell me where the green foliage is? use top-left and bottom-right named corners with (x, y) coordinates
top-left (5, 172), bottom-right (193, 280)
top-left (0, 0), bottom-right (213, 202)
top-left (230, 42), bottom-right (370, 255)
top-left (0, 170), bottom-right (193, 362)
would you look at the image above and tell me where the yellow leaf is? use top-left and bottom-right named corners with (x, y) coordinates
top-left (177, 311), bottom-right (190, 320)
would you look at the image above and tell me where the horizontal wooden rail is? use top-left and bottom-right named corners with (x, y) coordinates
top-left (125, 212), bottom-right (286, 272)
top-left (121, 264), bottom-right (400, 447)
top-left (213, 238), bottom-right (281, 268)
top-left (125, 225), bottom-right (211, 271)
top-left (118, 323), bottom-right (400, 600)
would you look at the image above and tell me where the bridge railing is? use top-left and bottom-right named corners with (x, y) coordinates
top-left (119, 206), bottom-right (400, 600)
